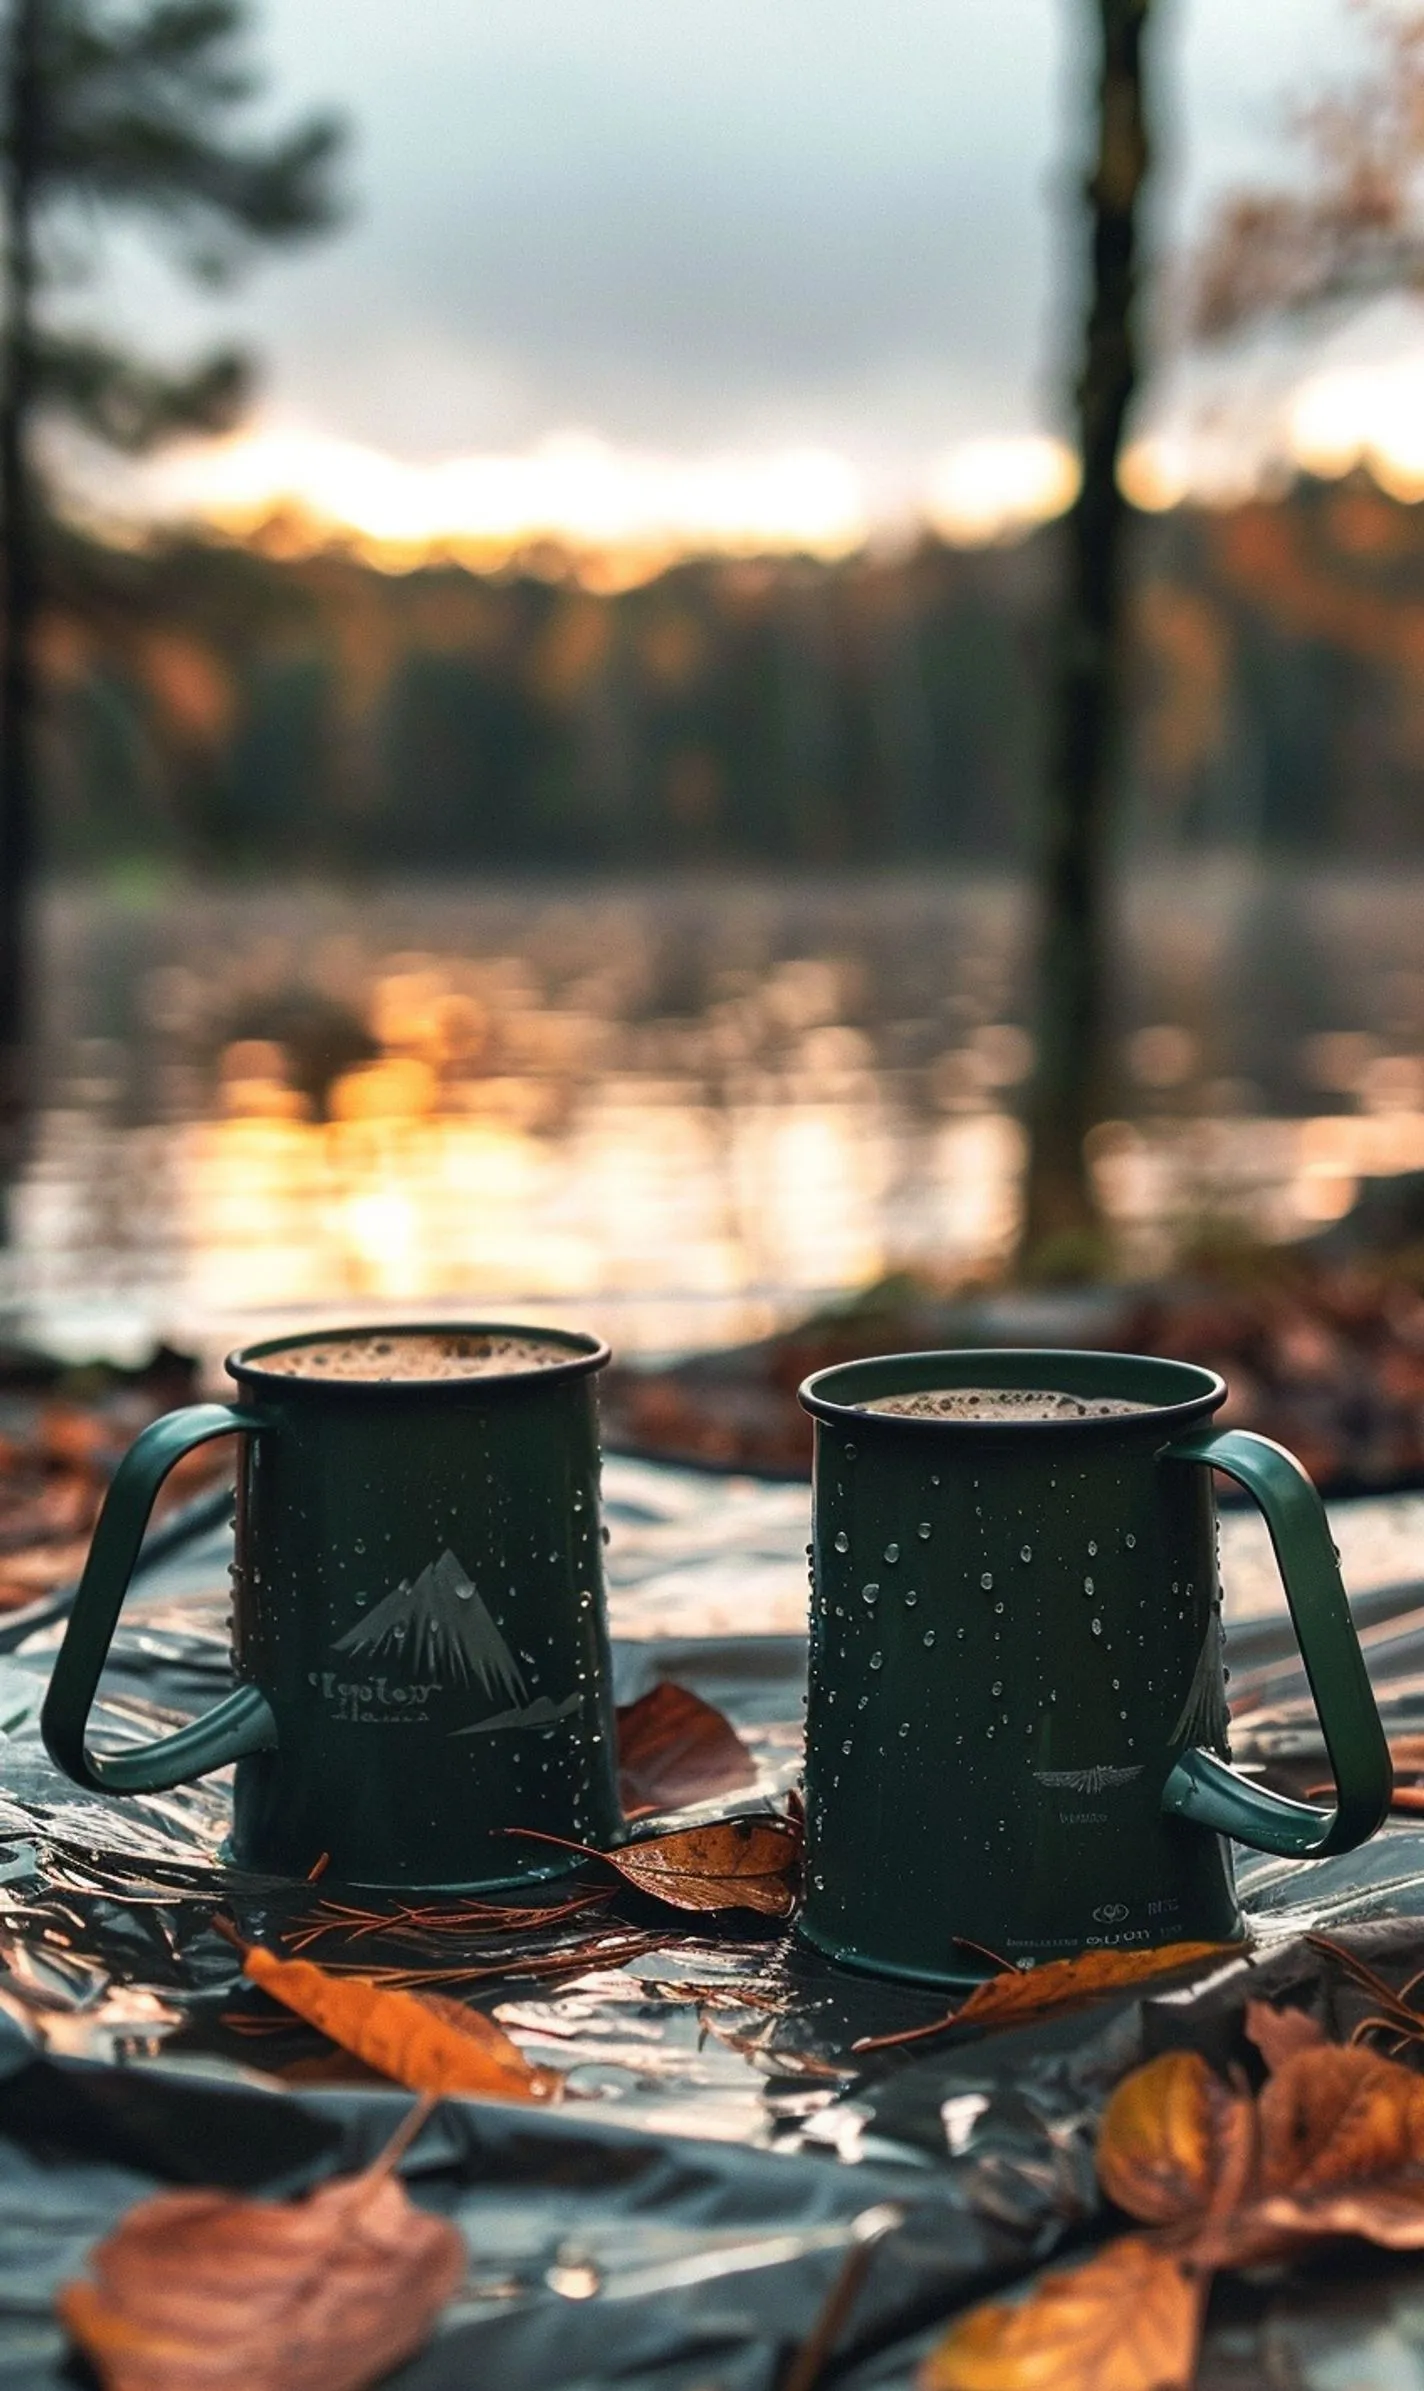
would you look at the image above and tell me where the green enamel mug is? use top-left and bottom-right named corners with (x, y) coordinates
top-left (797, 1348), bottom-right (1391, 1984)
top-left (41, 1323), bottom-right (623, 1887)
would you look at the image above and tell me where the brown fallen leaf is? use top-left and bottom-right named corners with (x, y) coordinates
top-left (1228, 2042), bottom-right (1424, 2258)
top-left (919, 2234), bottom-right (1202, 2391)
top-left (58, 2104), bottom-right (464, 2391)
top-left (1244, 1997), bottom-right (1327, 2072)
top-left (853, 1940), bottom-right (1241, 2053)
top-left (220, 1927), bottom-right (561, 2100)
top-left (616, 1679), bottom-right (757, 1819)
top-left (509, 1814), bottom-right (801, 1916)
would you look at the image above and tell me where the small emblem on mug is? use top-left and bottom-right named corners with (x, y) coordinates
top-left (1093, 1901), bottom-right (1130, 1924)
top-left (1033, 1763), bottom-right (1144, 1794)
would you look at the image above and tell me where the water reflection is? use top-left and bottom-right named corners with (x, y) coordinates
top-left (11, 871), bottom-right (1424, 1360)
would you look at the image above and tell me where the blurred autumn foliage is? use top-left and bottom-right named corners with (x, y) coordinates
top-left (28, 471), bottom-right (1424, 875)
top-left (1194, 2), bottom-right (1424, 338)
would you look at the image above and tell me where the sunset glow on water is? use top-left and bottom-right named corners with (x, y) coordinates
top-left (11, 871), bottom-right (1424, 1368)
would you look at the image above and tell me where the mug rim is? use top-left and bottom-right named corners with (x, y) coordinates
top-left (798, 1345), bottom-right (1227, 1432)
top-left (228, 1319), bottom-right (612, 1394)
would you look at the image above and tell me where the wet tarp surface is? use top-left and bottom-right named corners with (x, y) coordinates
top-left (5, 1458), bottom-right (1424, 2387)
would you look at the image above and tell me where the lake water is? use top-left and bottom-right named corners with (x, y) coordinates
top-left (9, 863), bottom-right (1424, 1368)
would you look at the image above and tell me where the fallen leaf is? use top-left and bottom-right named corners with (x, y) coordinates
top-left (958, 1942), bottom-right (1243, 2032)
top-left (1097, 2049), bottom-right (1254, 2229)
top-left (919, 2234), bottom-right (1202, 2391)
top-left (58, 2110), bottom-right (463, 2391)
top-left (1257, 2042), bottom-right (1424, 2191)
top-left (616, 1680), bottom-right (757, 1819)
top-left (1101, 2041), bottom-right (1424, 2269)
top-left (1244, 1997), bottom-right (1327, 2071)
top-left (933, 1999), bottom-right (1424, 2383)
top-left (223, 1929), bottom-right (561, 2100)
top-left (854, 1940), bottom-right (1240, 2052)
top-left (510, 1815), bottom-right (801, 1915)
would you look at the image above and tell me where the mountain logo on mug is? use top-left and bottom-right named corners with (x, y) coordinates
top-left (332, 1548), bottom-right (529, 1701)
top-left (328, 1548), bottom-right (584, 1737)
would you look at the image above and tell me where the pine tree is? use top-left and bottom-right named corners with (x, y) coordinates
top-left (0, 0), bottom-right (344, 1177)
top-left (1018, 0), bottom-right (1153, 1271)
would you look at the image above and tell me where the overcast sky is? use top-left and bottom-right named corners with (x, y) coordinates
top-left (98, 0), bottom-right (1376, 517)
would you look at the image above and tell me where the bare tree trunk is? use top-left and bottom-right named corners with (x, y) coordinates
top-left (0, 0), bottom-right (41, 1200)
top-left (1018, 0), bottom-right (1151, 1265)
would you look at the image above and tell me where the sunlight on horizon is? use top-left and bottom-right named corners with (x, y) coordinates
top-left (77, 340), bottom-right (1424, 581)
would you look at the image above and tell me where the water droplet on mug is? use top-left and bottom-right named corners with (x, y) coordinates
top-left (993, 1601), bottom-right (1004, 1614)
top-left (844, 1443), bottom-right (858, 1461)
top-left (884, 1543), bottom-right (899, 1564)
top-left (834, 1531), bottom-right (849, 1554)
top-left (1091, 1617), bottom-right (1103, 1637)
top-left (899, 1720), bottom-right (910, 1736)
top-left (990, 1680), bottom-right (1003, 1697)
top-left (862, 1583), bottom-right (880, 1605)
top-left (957, 1625), bottom-right (966, 1638)
top-left (869, 1651), bottom-right (883, 1670)
top-left (917, 1522), bottom-right (932, 1540)
top-left (931, 1473), bottom-right (941, 1486)
top-left (353, 1539), bottom-right (365, 1555)
top-left (904, 1589), bottom-right (918, 1607)
top-left (980, 1572), bottom-right (994, 1591)
top-left (842, 1740), bottom-right (853, 1756)
top-left (1125, 1532), bottom-right (1137, 1549)
top-left (1020, 1545), bottom-right (1033, 1563)
top-left (1083, 1576), bottom-right (1094, 1595)
top-left (1087, 1540), bottom-right (1098, 1556)
top-left (858, 1695), bottom-right (869, 1711)
top-left (923, 1629), bottom-right (936, 1648)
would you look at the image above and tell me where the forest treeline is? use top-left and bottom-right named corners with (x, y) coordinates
top-left (36, 472), bottom-right (1424, 873)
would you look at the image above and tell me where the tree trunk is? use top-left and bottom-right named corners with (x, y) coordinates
top-left (1018, 0), bottom-right (1152, 1266)
top-left (0, 0), bottom-right (42, 1194)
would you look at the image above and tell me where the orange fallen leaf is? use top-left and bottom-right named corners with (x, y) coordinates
top-left (616, 1680), bottom-right (757, 1819)
top-left (854, 1940), bottom-right (1241, 2052)
top-left (58, 2107), bottom-right (464, 2391)
top-left (222, 1928), bottom-right (561, 2101)
top-left (1244, 1997), bottom-right (1327, 2072)
top-left (919, 2234), bottom-right (1202, 2391)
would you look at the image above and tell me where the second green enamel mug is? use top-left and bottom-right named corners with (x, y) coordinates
top-left (798, 1348), bottom-right (1391, 1985)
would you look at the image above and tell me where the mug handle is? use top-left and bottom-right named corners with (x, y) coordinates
top-left (1158, 1427), bottom-right (1391, 1857)
top-left (41, 1403), bottom-right (278, 1795)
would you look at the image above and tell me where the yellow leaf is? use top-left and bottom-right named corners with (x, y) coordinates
top-left (1098, 2049), bottom-right (1254, 2228)
top-left (918, 2236), bottom-right (1202, 2391)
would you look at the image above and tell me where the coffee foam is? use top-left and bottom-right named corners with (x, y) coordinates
top-left (860, 1385), bottom-right (1158, 1422)
top-left (253, 1331), bottom-right (575, 1383)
